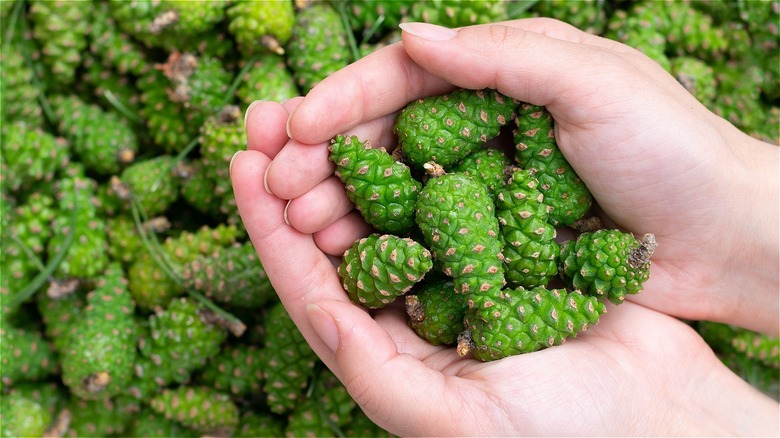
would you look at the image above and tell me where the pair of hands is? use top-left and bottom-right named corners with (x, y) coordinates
top-left (231, 19), bottom-right (779, 436)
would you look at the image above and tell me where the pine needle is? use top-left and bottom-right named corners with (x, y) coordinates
top-left (8, 194), bottom-right (78, 310)
top-left (130, 194), bottom-right (245, 335)
top-left (102, 89), bottom-right (143, 124)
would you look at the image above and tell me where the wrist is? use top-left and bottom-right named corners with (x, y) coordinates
top-left (709, 127), bottom-right (780, 334)
top-left (685, 358), bottom-right (779, 436)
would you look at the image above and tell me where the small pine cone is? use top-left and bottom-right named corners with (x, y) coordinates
top-left (463, 286), bottom-right (606, 361)
top-left (338, 234), bottom-right (432, 309)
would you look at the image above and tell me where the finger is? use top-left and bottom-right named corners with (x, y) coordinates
top-left (497, 17), bottom-right (632, 52)
top-left (285, 176), bottom-right (354, 234)
top-left (244, 100), bottom-right (290, 157)
top-left (286, 18), bottom-right (641, 146)
top-left (267, 112), bottom-right (401, 200)
top-left (312, 210), bottom-right (373, 257)
top-left (287, 42), bottom-right (455, 145)
top-left (282, 95), bottom-right (304, 113)
top-left (371, 303), bottom-right (451, 360)
top-left (230, 150), bottom-right (350, 356)
top-left (398, 21), bottom-right (665, 113)
top-left (344, 112), bottom-right (401, 152)
top-left (306, 299), bottom-right (472, 437)
top-left (264, 138), bottom-right (335, 200)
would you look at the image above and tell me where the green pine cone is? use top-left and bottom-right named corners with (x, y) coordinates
top-left (495, 168), bottom-right (560, 288)
top-left (338, 233), bottom-right (433, 309)
top-left (448, 147), bottom-right (510, 199)
top-left (198, 105), bottom-right (245, 215)
top-left (670, 56), bottom-right (717, 107)
top-left (329, 134), bottom-right (422, 235)
top-left (81, 54), bottom-right (142, 117)
top-left (36, 290), bottom-right (85, 353)
top-left (344, 408), bottom-right (395, 437)
top-left (181, 242), bottom-right (275, 309)
top-left (29, 0), bottom-right (91, 86)
top-left (1, 121), bottom-right (69, 193)
top-left (236, 53), bottom-right (299, 107)
top-left (0, 317), bottom-right (58, 389)
top-left (127, 409), bottom-right (199, 438)
top-left (60, 264), bottom-right (138, 400)
top-left (559, 229), bottom-right (657, 305)
top-left (698, 321), bottom-right (780, 370)
top-left (285, 368), bottom-right (356, 437)
top-left (415, 171), bottom-right (505, 298)
top-left (106, 215), bottom-right (157, 267)
top-left (198, 344), bottom-right (265, 396)
top-left (408, 0), bottom-right (508, 27)
top-left (151, 386), bottom-right (239, 436)
top-left (731, 329), bottom-right (780, 369)
top-left (0, 391), bottom-right (52, 438)
top-left (107, 0), bottom-right (161, 48)
top-left (158, 52), bottom-right (232, 127)
top-left (405, 277), bottom-right (467, 346)
top-left (513, 104), bottom-right (592, 226)
top-left (129, 224), bottom-right (240, 310)
top-left (49, 94), bottom-right (138, 175)
top-left (126, 355), bottom-right (173, 402)
top-left (154, 0), bottom-right (227, 36)
top-left (228, 0), bottom-right (295, 55)
top-left (8, 192), bottom-right (57, 257)
top-left (346, 0), bottom-right (414, 36)
top-left (139, 69), bottom-right (198, 154)
top-left (462, 286), bottom-right (606, 361)
top-left (177, 159), bottom-right (223, 217)
top-left (5, 381), bottom-right (67, 420)
top-left (262, 301), bottom-right (319, 414)
top-left (396, 88), bottom-right (516, 169)
top-left (711, 61), bottom-right (764, 134)
top-left (47, 204), bottom-right (110, 280)
top-left (66, 397), bottom-right (129, 437)
top-left (664, 1), bottom-right (728, 60)
top-left (286, 3), bottom-right (352, 94)
top-left (534, 0), bottom-right (608, 34)
top-left (235, 412), bottom-right (285, 438)
top-left (89, 2), bottom-right (150, 76)
top-left (0, 48), bottom-right (43, 126)
top-left (605, 9), bottom-right (671, 71)
top-left (138, 298), bottom-right (228, 386)
top-left (118, 155), bottom-right (180, 217)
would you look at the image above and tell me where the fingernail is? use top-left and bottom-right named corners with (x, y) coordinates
top-left (285, 113), bottom-right (293, 139)
top-left (283, 199), bottom-right (292, 225)
top-left (306, 304), bottom-right (340, 352)
top-left (263, 161), bottom-right (274, 195)
top-left (244, 100), bottom-right (262, 127)
top-left (229, 150), bottom-right (243, 174)
top-left (399, 22), bottom-right (458, 41)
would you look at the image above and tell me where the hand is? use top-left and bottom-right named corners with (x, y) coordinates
top-left (231, 18), bottom-right (779, 436)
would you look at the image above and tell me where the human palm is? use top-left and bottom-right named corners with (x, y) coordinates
top-left (231, 18), bottom-right (778, 436)
top-left (230, 133), bottom-right (720, 436)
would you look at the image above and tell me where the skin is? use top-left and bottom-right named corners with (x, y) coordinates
top-left (232, 19), bottom-right (779, 436)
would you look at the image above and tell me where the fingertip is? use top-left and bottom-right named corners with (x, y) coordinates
top-left (314, 299), bottom-right (393, 359)
top-left (245, 100), bottom-right (290, 157)
top-left (399, 22), bottom-right (458, 41)
top-left (243, 100), bottom-right (263, 128)
top-left (313, 211), bottom-right (373, 257)
top-left (306, 303), bottom-right (341, 353)
top-left (264, 139), bottom-right (335, 200)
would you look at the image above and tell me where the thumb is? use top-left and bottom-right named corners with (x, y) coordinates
top-left (306, 299), bottom-right (470, 436)
top-left (398, 20), bottom-right (655, 109)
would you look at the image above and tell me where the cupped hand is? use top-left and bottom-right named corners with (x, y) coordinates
top-left (232, 17), bottom-right (779, 436)
top-left (231, 99), bottom-right (776, 437)
top-left (271, 18), bottom-right (778, 335)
